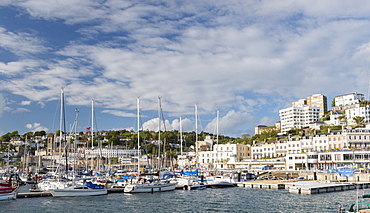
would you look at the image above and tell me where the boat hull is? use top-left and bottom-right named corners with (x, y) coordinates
top-left (50, 188), bottom-right (107, 197)
top-left (0, 189), bottom-right (17, 200)
top-left (207, 181), bottom-right (236, 188)
top-left (183, 184), bottom-right (207, 190)
top-left (124, 183), bottom-right (176, 193)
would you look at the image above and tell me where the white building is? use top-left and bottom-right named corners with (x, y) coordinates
top-left (286, 150), bottom-right (370, 171)
top-left (279, 105), bottom-right (321, 133)
top-left (198, 143), bottom-right (251, 169)
top-left (345, 106), bottom-right (370, 125)
top-left (326, 111), bottom-right (346, 126)
top-left (335, 92), bottom-right (364, 107)
top-left (342, 127), bottom-right (370, 149)
top-left (85, 147), bottom-right (138, 159)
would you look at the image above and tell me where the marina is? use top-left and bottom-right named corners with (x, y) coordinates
top-left (1, 183), bottom-right (363, 213)
top-left (12, 179), bottom-right (370, 199)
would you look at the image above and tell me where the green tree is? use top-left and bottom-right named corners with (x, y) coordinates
top-left (338, 115), bottom-right (347, 127)
top-left (23, 131), bottom-right (34, 138)
top-left (353, 116), bottom-right (365, 127)
top-left (34, 130), bottom-right (46, 136)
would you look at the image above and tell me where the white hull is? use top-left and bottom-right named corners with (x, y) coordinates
top-left (207, 181), bottom-right (235, 188)
top-left (0, 190), bottom-right (17, 200)
top-left (183, 184), bottom-right (207, 190)
top-left (124, 182), bottom-right (176, 193)
top-left (50, 188), bottom-right (107, 197)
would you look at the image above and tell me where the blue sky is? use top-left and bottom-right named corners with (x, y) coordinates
top-left (1, 1), bottom-right (370, 137)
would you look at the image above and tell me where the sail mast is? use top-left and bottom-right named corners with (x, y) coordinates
top-left (59, 88), bottom-right (64, 154)
top-left (90, 99), bottom-right (94, 172)
top-left (74, 108), bottom-right (79, 175)
top-left (180, 116), bottom-right (183, 156)
top-left (91, 99), bottom-right (94, 149)
top-left (195, 103), bottom-right (198, 168)
top-left (158, 96), bottom-right (161, 169)
top-left (137, 97), bottom-right (140, 174)
top-left (216, 109), bottom-right (219, 169)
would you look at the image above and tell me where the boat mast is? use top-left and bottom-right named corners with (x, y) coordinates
top-left (59, 88), bottom-right (64, 154)
top-left (158, 96), bottom-right (161, 169)
top-left (180, 116), bottom-right (183, 156)
top-left (91, 98), bottom-right (94, 149)
top-left (195, 103), bottom-right (198, 168)
top-left (90, 99), bottom-right (94, 171)
top-left (59, 88), bottom-right (68, 176)
top-left (74, 108), bottom-right (79, 175)
top-left (23, 135), bottom-right (28, 173)
top-left (216, 109), bottom-right (219, 170)
top-left (137, 97), bottom-right (141, 174)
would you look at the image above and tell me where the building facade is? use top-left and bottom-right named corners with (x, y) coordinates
top-left (333, 92), bottom-right (364, 111)
top-left (198, 143), bottom-right (251, 169)
top-left (279, 105), bottom-right (321, 133)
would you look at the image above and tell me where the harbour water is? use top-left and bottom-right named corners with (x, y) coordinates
top-left (1, 185), bottom-right (360, 212)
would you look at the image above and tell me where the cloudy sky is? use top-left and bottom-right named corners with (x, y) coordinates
top-left (1, 0), bottom-right (370, 138)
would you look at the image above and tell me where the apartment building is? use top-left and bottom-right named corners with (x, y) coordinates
top-left (345, 105), bottom-right (370, 125)
top-left (292, 94), bottom-right (327, 117)
top-left (342, 128), bottom-right (370, 149)
top-left (306, 94), bottom-right (328, 117)
top-left (252, 131), bottom-right (344, 161)
top-left (279, 105), bottom-right (321, 133)
top-left (333, 92), bottom-right (364, 111)
top-left (85, 147), bottom-right (138, 158)
top-left (198, 143), bottom-right (251, 169)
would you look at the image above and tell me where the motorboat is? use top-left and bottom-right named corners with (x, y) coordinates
top-left (0, 181), bottom-right (17, 200)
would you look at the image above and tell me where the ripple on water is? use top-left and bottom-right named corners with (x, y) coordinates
top-left (1, 185), bottom-right (363, 213)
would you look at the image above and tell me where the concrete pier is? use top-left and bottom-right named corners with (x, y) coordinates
top-left (237, 180), bottom-right (370, 194)
top-left (292, 182), bottom-right (370, 194)
top-left (237, 182), bottom-right (285, 189)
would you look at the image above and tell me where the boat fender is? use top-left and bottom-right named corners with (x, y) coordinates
top-left (183, 185), bottom-right (188, 190)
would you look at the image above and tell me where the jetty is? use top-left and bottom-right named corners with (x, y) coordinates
top-left (237, 180), bottom-right (370, 194)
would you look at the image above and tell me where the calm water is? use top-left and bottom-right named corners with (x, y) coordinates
top-left (0, 185), bottom-right (359, 212)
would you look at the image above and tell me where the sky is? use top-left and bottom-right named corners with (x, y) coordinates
top-left (1, 1), bottom-right (370, 138)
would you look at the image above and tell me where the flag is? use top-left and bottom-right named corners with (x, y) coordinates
top-left (86, 127), bottom-right (91, 130)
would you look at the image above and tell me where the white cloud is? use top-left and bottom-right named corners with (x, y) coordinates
top-left (0, 94), bottom-right (5, 117)
top-left (2, 1), bottom-right (370, 136)
top-left (0, 60), bottom-right (41, 76)
top-left (101, 110), bottom-right (136, 118)
top-left (205, 110), bottom-right (259, 136)
top-left (0, 27), bottom-right (48, 56)
top-left (25, 123), bottom-right (49, 132)
top-left (20, 101), bottom-right (31, 106)
top-left (12, 108), bottom-right (30, 113)
top-left (142, 117), bottom-right (193, 132)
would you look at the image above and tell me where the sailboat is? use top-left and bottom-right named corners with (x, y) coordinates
top-left (50, 181), bottom-right (107, 197)
top-left (124, 98), bottom-right (176, 193)
top-left (48, 89), bottom-right (107, 197)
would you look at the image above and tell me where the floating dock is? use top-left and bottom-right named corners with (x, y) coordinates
top-left (237, 180), bottom-right (370, 194)
top-left (237, 182), bottom-right (285, 189)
